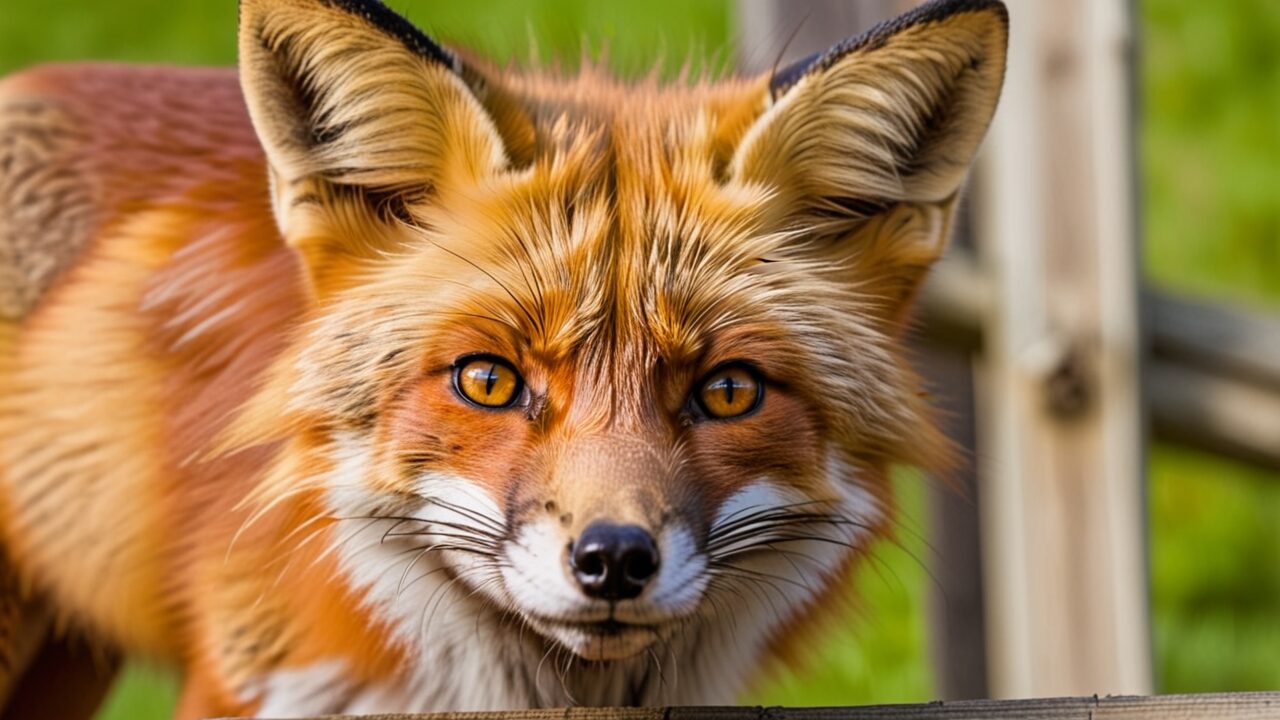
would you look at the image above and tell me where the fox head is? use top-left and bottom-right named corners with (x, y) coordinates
top-left (230, 0), bottom-right (1006, 697)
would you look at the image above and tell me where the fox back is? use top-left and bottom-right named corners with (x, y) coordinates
top-left (0, 0), bottom-right (1007, 716)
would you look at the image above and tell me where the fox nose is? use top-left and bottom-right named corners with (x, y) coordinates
top-left (570, 521), bottom-right (660, 601)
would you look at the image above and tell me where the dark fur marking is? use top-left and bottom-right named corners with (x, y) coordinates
top-left (318, 0), bottom-right (460, 74)
top-left (289, 191), bottom-right (323, 208)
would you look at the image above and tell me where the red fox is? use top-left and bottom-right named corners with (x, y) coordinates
top-left (0, 0), bottom-right (1006, 716)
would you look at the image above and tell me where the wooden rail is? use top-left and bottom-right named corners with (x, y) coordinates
top-left (248, 693), bottom-right (1280, 720)
top-left (919, 255), bottom-right (1280, 471)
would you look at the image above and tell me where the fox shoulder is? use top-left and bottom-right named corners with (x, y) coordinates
top-left (0, 66), bottom-right (96, 321)
top-left (0, 63), bottom-right (260, 321)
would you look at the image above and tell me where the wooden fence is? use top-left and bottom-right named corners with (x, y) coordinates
top-left (253, 692), bottom-right (1280, 720)
top-left (741, 0), bottom-right (1279, 704)
top-left (919, 256), bottom-right (1280, 469)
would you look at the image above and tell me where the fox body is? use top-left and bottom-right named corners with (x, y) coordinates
top-left (0, 0), bottom-right (1006, 716)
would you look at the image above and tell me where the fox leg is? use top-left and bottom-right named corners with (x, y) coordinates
top-left (0, 615), bottom-right (119, 720)
top-left (0, 551), bottom-right (44, 710)
top-left (0, 321), bottom-right (45, 711)
top-left (0, 552), bottom-right (118, 720)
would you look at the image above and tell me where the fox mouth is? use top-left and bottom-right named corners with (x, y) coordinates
top-left (525, 613), bottom-right (666, 661)
top-left (534, 615), bottom-right (657, 635)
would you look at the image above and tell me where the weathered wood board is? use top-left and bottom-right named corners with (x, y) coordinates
top-left (241, 692), bottom-right (1280, 720)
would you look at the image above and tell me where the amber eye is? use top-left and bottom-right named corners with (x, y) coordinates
top-left (454, 355), bottom-right (523, 409)
top-left (696, 363), bottom-right (763, 420)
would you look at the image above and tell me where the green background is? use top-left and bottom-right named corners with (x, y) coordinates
top-left (0, 1), bottom-right (1276, 716)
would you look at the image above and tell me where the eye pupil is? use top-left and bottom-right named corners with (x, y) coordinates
top-left (485, 363), bottom-right (498, 395)
top-left (696, 364), bottom-right (761, 420)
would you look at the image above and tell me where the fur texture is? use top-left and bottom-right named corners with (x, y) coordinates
top-left (0, 0), bottom-right (1006, 716)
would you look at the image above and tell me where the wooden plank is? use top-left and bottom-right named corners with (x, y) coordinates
top-left (969, 0), bottom-right (1151, 698)
top-left (1146, 290), bottom-right (1280, 390)
top-left (249, 692), bottom-right (1280, 720)
top-left (921, 261), bottom-right (1280, 393)
top-left (1148, 361), bottom-right (1280, 468)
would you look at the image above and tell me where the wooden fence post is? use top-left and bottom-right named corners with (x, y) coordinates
top-left (971, 0), bottom-right (1152, 697)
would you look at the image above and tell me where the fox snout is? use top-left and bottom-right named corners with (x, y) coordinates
top-left (493, 434), bottom-right (709, 659)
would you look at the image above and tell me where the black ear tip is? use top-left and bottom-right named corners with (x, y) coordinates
top-left (323, 0), bottom-right (460, 74)
top-left (768, 0), bottom-right (1009, 100)
top-left (904, 0), bottom-right (1008, 23)
top-left (769, 49), bottom-right (823, 100)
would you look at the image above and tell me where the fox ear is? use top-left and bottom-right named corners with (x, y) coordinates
top-left (732, 0), bottom-right (1007, 213)
top-left (730, 0), bottom-right (1007, 321)
top-left (238, 0), bottom-right (509, 297)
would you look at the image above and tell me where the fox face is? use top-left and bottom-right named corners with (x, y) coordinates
top-left (223, 0), bottom-right (1006, 705)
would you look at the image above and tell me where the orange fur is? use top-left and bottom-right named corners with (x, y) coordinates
top-left (0, 0), bottom-right (1006, 715)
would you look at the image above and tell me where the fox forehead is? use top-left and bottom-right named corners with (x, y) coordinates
top-left (379, 80), bottom-right (815, 371)
top-left (295, 91), bottom-right (910, 453)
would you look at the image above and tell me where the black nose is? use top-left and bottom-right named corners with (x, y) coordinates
top-left (570, 521), bottom-right (660, 601)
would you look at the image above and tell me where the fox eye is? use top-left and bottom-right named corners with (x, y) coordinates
top-left (454, 355), bottom-right (523, 409)
top-left (695, 363), bottom-right (763, 420)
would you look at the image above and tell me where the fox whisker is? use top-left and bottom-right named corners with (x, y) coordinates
top-left (706, 511), bottom-right (871, 556)
top-left (382, 527), bottom-right (501, 549)
top-left (707, 499), bottom-right (830, 535)
top-left (423, 496), bottom-right (508, 536)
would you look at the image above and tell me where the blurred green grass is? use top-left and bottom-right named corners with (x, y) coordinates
top-left (0, 1), bottom-right (1276, 717)
top-left (1142, 0), bottom-right (1280, 308)
top-left (0, 0), bottom-right (735, 78)
top-left (1140, 0), bottom-right (1280, 695)
top-left (1148, 446), bottom-right (1280, 692)
top-left (95, 664), bottom-right (179, 720)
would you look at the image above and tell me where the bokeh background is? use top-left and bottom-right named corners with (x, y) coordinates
top-left (0, 1), bottom-right (1276, 717)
